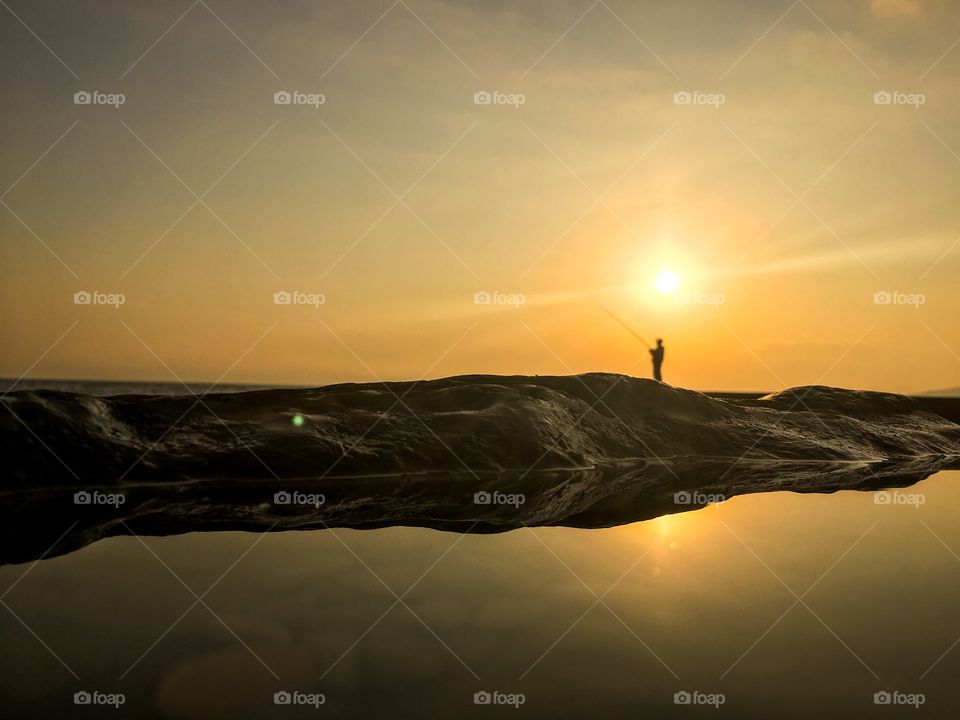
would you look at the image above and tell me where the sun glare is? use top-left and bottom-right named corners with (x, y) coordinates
top-left (654, 269), bottom-right (679, 294)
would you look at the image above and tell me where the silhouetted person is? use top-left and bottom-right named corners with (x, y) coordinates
top-left (650, 338), bottom-right (664, 382)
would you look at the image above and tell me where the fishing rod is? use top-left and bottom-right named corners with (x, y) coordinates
top-left (592, 299), bottom-right (652, 349)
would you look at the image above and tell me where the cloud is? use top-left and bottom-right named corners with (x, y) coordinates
top-left (870, 0), bottom-right (921, 17)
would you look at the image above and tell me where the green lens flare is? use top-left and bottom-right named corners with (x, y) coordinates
top-left (292, 414), bottom-right (305, 427)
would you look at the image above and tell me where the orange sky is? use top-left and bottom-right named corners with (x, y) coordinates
top-left (1, 0), bottom-right (958, 393)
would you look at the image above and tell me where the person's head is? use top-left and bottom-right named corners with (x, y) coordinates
top-left (656, 338), bottom-right (663, 346)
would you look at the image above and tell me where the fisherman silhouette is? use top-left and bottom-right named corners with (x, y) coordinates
top-left (650, 338), bottom-right (665, 382)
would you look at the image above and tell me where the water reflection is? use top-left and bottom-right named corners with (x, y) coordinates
top-left (2, 456), bottom-right (957, 565)
top-left (1, 472), bottom-right (958, 718)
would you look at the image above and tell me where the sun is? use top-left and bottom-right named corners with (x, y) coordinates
top-left (654, 269), bottom-right (679, 293)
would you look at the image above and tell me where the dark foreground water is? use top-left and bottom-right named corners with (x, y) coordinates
top-left (1, 470), bottom-right (958, 719)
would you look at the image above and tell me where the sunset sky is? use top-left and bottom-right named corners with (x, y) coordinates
top-left (2, 0), bottom-right (959, 393)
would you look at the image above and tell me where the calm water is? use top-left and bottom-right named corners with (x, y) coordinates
top-left (0, 379), bottom-right (302, 396)
top-left (1, 471), bottom-right (958, 718)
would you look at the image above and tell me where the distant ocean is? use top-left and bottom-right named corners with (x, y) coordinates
top-left (4, 378), bottom-right (957, 399)
top-left (0, 379), bottom-right (305, 396)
